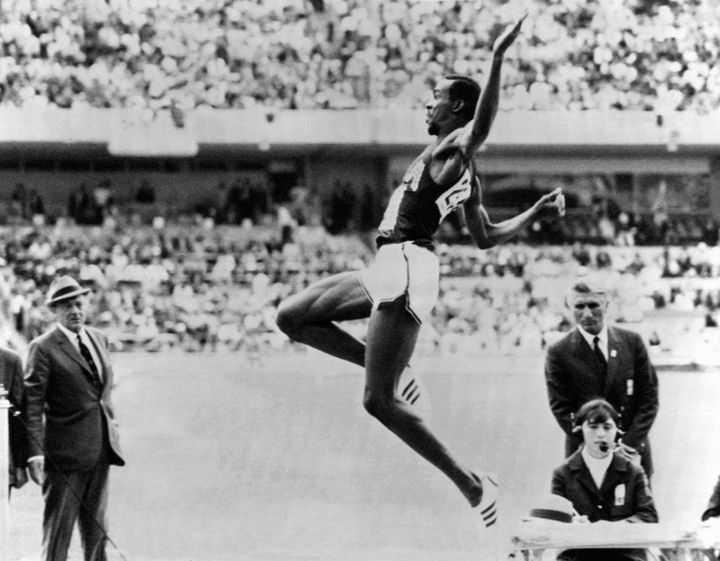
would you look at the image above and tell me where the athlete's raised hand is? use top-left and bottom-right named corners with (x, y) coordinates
top-left (533, 187), bottom-right (566, 219)
top-left (492, 13), bottom-right (527, 56)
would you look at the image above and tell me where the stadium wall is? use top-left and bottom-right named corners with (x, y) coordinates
top-left (2, 108), bottom-right (720, 152)
top-left (0, 170), bottom-right (269, 216)
top-left (1, 108), bottom-right (719, 217)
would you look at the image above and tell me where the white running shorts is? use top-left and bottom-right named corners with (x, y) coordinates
top-left (359, 242), bottom-right (440, 324)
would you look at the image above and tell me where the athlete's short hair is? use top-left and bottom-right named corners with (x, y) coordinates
top-left (572, 398), bottom-right (620, 433)
top-left (445, 74), bottom-right (481, 122)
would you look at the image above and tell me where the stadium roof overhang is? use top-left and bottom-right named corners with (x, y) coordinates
top-left (1, 108), bottom-right (719, 162)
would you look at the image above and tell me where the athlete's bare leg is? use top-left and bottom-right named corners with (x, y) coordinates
top-left (277, 272), bottom-right (427, 404)
top-left (277, 273), bottom-right (473, 501)
top-left (363, 299), bottom-right (483, 507)
top-left (276, 271), bottom-right (371, 366)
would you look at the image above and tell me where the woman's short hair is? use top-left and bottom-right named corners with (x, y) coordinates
top-left (572, 398), bottom-right (620, 433)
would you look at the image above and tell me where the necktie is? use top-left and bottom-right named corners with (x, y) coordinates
top-left (77, 334), bottom-right (101, 386)
top-left (593, 335), bottom-right (607, 368)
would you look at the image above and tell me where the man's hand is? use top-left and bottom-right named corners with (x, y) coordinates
top-left (617, 443), bottom-right (642, 467)
top-left (13, 467), bottom-right (28, 489)
top-left (28, 457), bottom-right (45, 485)
top-left (533, 187), bottom-right (566, 219)
top-left (493, 13), bottom-right (527, 55)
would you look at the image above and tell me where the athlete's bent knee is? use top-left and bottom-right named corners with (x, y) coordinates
top-left (363, 391), bottom-right (395, 421)
top-left (275, 300), bottom-right (302, 338)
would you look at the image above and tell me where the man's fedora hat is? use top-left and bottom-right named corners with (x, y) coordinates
top-left (45, 275), bottom-right (91, 306)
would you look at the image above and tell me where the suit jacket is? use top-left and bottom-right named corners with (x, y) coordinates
top-left (545, 326), bottom-right (659, 475)
top-left (24, 326), bottom-right (124, 471)
top-left (1, 346), bottom-right (27, 484)
top-left (551, 449), bottom-right (658, 561)
top-left (701, 474), bottom-right (720, 521)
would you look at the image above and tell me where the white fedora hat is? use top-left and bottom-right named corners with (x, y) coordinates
top-left (45, 275), bottom-right (91, 306)
top-left (523, 494), bottom-right (575, 524)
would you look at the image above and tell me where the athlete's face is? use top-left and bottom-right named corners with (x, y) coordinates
top-left (52, 295), bottom-right (87, 333)
top-left (570, 293), bottom-right (607, 335)
top-left (425, 79), bottom-right (456, 135)
top-left (582, 416), bottom-right (617, 459)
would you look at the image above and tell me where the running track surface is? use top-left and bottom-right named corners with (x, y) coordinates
top-left (7, 350), bottom-right (720, 561)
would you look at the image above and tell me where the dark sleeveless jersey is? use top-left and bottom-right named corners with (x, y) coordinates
top-left (376, 156), bottom-right (475, 249)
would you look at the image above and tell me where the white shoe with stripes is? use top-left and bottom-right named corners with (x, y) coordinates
top-left (478, 472), bottom-right (499, 528)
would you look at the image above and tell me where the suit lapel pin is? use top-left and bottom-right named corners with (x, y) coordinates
top-left (610, 349), bottom-right (617, 358)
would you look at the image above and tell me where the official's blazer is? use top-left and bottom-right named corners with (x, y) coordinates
top-left (545, 326), bottom-right (659, 475)
top-left (551, 449), bottom-right (658, 561)
top-left (24, 326), bottom-right (124, 471)
top-left (551, 449), bottom-right (657, 523)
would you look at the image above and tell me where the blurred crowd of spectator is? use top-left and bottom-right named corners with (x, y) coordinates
top-left (3, 175), bottom-right (388, 243)
top-left (6, 171), bottom-right (719, 250)
top-left (1, 0), bottom-right (719, 113)
top-left (446, 206), bottom-right (720, 249)
top-left (0, 221), bottom-right (367, 354)
top-left (428, 241), bottom-right (720, 359)
top-left (1, 219), bottom-right (719, 362)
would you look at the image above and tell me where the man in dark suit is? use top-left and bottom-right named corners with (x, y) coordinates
top-left (1, 345), bottom-right (28, 492)
top-left (24, 275), bottom-right (125, 561)
top-left (544, 282), bottom-right (659, 478)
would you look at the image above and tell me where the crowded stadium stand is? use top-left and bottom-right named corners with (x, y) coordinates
top-left (1, 0), bottom-right (719, 112)
top-left (0, 0), bottom-right (719, 367)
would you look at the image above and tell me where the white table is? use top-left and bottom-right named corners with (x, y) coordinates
top-left (510, 522), bottom-right (719, 561)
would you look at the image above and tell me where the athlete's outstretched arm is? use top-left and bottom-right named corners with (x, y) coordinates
top-left (457, 14), bottom-right (526, 157)
top-left (463, 186), bottom-right (565, 249)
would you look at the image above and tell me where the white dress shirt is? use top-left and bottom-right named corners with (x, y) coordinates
top-left (577, 324), bottom-right (609, 362)
top-left (57, 322), bottom-right (103, 381)
top-left (581, 446), bottom-right (613, 489)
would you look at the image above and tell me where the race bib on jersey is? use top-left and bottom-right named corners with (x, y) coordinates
top-left (435, 170), bottom-right (473, 220)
